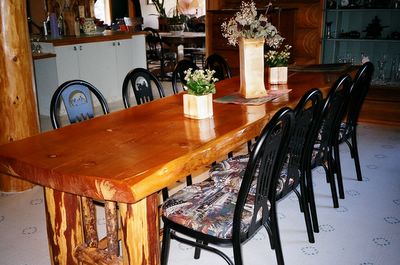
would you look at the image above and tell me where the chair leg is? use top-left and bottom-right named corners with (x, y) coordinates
top-left (334, 141), bottom-right (345, 199)
top-left (264, 223), bottom-right (275, 249)
top-left (306, 166), bottom-right (319, 233)
top-left (232, 239), bottom-right (243, 265)
top-left (327, 150), bottom-right (339, 208)
top-left (194, 240), bottom-right (202, 259)
top-left (270, 205), bottom-right (285, 265)
top-left (161, 225), bottom-right (172, 265)
top-left (351, 129), bottom-right (363, 181)
top-left (300, 178), bottom-right (315, 243)
top-left (293, 189), bottom-right (304, 213)
top-left (186, 175), bottom-right (193, 186)
top-left (247, 140), bottom-right (252, 153)
top-left (162, 188), bottom-right (169, 201)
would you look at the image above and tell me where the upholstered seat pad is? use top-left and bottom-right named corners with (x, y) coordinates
top-left (162, 179), bottom-right (256, 239)
top-left (210, 155), bottom-right (293, 195)
top-left (162, 154), bottom-right (296, 240)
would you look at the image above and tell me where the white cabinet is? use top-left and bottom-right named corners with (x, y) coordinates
top-left (34, 35), bottom-right (147, 116)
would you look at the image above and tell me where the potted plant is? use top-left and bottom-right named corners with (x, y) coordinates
top-left (167, 14), bottom-right (187, 35)
top-left (265, 45), bottom-right (291, 84)
top-left (221, 1), bottom-right (284, 98)
top-left (183, 68), bottom-right (218, 119)
top-left (152, 0), bottom-right (168, 31)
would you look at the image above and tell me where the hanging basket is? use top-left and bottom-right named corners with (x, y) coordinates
top-left (239, 37), bottom-right (267, 99)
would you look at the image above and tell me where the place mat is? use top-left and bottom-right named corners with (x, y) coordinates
top-left (214, 89), bottom-right (291, 106)
top-left (289, 63), bottom-right (353, 73)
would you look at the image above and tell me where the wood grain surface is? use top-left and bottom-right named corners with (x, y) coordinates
top-left (0, 71), bottom-right (343, 203)
top-left (0, 0), bottom-right (39, 191)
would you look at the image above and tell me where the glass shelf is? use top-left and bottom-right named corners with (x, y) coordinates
top-left (325, 8), bottom-right (400, 12)
top-left (323, 38), bottom-right (400, 42)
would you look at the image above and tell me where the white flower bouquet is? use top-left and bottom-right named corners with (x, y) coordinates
top-left (221, 1), bottom-right (284, 48)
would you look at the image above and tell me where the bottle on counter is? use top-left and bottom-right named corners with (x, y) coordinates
top-left (58, 13), bottom-right (64, 35)
top-left (49, 13), bottom-right (59, 38)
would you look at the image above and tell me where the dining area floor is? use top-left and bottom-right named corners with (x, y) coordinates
top-left (1, 122), bottom-right (399, 265)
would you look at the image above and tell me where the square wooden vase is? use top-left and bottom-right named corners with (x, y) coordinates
top-left (268, 66), bottom-right (288, 84)
top-left (183, 93), bottom-right (213, 119)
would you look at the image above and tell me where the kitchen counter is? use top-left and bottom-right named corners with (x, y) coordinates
top-left (37, 31), bottom-right (146, 46)
top-left (32, 52), bottom-right (56, 60)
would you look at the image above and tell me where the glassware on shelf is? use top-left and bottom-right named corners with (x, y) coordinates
top-left (326, 22), bottom-right (333, 39)
top-left (376, 54), bottom-right (387, 83)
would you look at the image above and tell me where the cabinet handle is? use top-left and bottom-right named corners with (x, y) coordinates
top-left (117, 42), bottom-right (120, 46)
top-left (73, 46), bottom-right (77, 51)
top-left (113, 42), bottom-right (116, 46)
top-left (79, 46), bottom-right (82, 51)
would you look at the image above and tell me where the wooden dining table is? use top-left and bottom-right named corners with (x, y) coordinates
top-left (0, 69), bottom-right (351, 265)
top-left (159, 31), bottom-right (205, 60)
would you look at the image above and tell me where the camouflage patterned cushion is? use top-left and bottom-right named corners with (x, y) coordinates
top-left (162, 178), bottom-right (257, 239)
top-left (209, 155), bottom-right (293, 195)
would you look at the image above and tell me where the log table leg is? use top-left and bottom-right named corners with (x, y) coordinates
top-left (44, 188), bottom-right (84, 265)
top-left (119, 193), bottom-right (160, 265)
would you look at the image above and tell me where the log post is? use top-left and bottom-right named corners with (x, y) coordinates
top-left (0, 0), bottom-right (39, 191)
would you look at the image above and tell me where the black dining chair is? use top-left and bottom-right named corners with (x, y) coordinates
top-left (144, 27), bottom-right (176, 80)
top-left (122, 68), bottom-right (166, 108)
top-left (161, 107), bottom-right (294, 265)
top-left (210, 88), bottom-right (323, 245)
top-left (205, 53), bottom-right (232, 81)
top-left (334, 62), bottom-right (374, 199)
top-left (50, 79), bottom-right (109, 129)
top-left (310, 74), bottom-right (353, 215)
top-left (171, 59), bottom-right (199, 94)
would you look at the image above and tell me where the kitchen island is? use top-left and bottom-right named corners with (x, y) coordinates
top-left (33, 31), bottom-right (147, 116)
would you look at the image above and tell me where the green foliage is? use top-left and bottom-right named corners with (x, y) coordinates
top-left (265, 45), bottom-right (292, 67)
top-left (153, 0), bottom-right (166, 17)
top-left (184, 68), bottom-right (218, 96)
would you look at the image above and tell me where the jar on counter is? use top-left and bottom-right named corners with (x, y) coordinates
top-left (82, 18), bottom-right (96, 34)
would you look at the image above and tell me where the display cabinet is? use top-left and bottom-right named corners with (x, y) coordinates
top-left (321, 1), bottom-right (400, 83)
top-left (321, 0), bottom-right (400, 125)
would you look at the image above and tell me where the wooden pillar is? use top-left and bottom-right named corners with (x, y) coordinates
top-left (44, 188), bottom-right (84, 265)
top-left (119, 193), bottom-right (160, 265)
top-left (0, 0), bottom-right (40, 191)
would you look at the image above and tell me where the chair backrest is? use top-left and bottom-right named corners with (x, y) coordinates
top-left (122, 68), bottom-right (165, 108)
top-left (346, 62), bottom-right (374, 128)
top-left (232, 107), bottom-right (294, 239)
top-left (314, 74), bottom-right (353, 160)
top-left (50, 80), bottom-right (109, 129)
top-left (143, 27), bottom-right (164, 61)
top-left (171, 59), bottom-right (199, 94)
top-left (205, 53), bottom-right (232, 80)
top-left (278, 88), bottom-right (323, 199)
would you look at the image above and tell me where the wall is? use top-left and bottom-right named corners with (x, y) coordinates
top-left (140, 0), bottom-right (205, 29)
top-left (139, 0), bottom-right (176, 29)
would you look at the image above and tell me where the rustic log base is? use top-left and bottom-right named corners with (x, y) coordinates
top-left (75, 245), bottom-right (122, 265)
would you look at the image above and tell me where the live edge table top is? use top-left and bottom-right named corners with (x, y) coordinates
top-left (0, 71), bottom-right (347, 204)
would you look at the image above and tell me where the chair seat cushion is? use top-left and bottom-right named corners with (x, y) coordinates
top-left (210, 155), bottom-right (294, 196)
top-left (162, 179), bottom-right (257, 239)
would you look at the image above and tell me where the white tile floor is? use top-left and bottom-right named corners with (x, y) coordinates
top-left (1, 123), bottom-right (400, 265)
